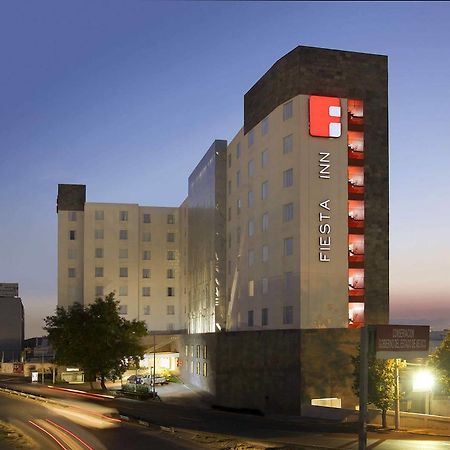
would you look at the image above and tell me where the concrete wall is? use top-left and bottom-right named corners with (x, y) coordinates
top-left (0, 297), bottom-right (24, 361)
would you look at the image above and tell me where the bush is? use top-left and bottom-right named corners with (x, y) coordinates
top-left (122, 383), bottom-right (149, 394)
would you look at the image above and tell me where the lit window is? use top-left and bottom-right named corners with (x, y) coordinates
top-left (237, 199), bottom-right (241, 215)
top-left (196, 345), bottom-right (200, 358)
top-left (143, 213), bottom-right (151, 223)
top-left (236, 142), bottom-right (241, 159)
top-left (167, 251), bottom-right (175, 261)
top-left (248, 191), bottom-right (254, 208)
top-left (262, 212), bottom-right (269, 232)
top-left (262, 245), bottom-right (269, 262)
top-left (248, 129), bottom-right (254, 147)
top-left (261, 149), bottom-right (268, 168)
top-left (284, 237), bottom-right (293, 256)
top-left (119, 211), bottom-right (128, 221)
top-left (167, 305), bottom-right (175, 315)
top-left (68, 268), bottom-right (76, 278)
top-left (196, 361), bottom-right (201, 375)
top-left (119, 230), bottom-right (128, 240)
top-left (68, 248), bottom-right (77, 259)
top-left (167, 287), bottom-right (175, 297)
top-left (143, 250), bottom-right (151, 260)
top-left (95, 229), bottom-right (104, 239)
top-left (68, 211), bottom-right (77, 221)
top-left (167, 232), bottom-right (175, 243)
top-left (203, 362), bottom-right (207, 377)
top-left (248, 159), bottom-right (255, 177)
top-left (167, 269), bottom-right (175, 279)
top-left (283, 134), bottom-right (293, 154)
top-left (119, 305), bottom-right (128, 315)
top-left (95, 267), bottom-right (104, 277)
top-left (247, 310), bottom-right (254, 327)
top-left (95, 210), bottom-right (104, 220)
top-left (283, 203), bottom-right (294, 222)
top-left (190, 361), bottom-right (194, 374)
top-left (248, 249), bottom-right (255, 267)
top-left (261, 117), bottom-right (269, 136)
top-left (283, 305), bottom-right (294, 324)
top-left (69, 230), bottom-right (76, 240)
top-left (142, 287), bottom-right (151, 297)
top-left (262, 278), bottom-right (269, 294)
top-left (119, 267), bottom-right (128, 278)
top-left (142, 232), bottom-right (151, 242)
top-left (262, 308), bottom-right (268, 326)
top-left (119, 248), bottom-right (128, 259)
top-left (119, 286), bottom-right (128, 296)
top-left (248, 280), bottom-right (254, 297)
top-left (283, 168), bottom-right (293, 188)
top-left (248, 220), bottom-right (254, 237)
top-left (144, 305), bottom-right (150, 316)
top-left (167, 214), bottom-right (175, 224)
top-left (143, 269), bottom-right (150, 279)
top-left (261, 181), bottom-right (268, 200)
top-left (283, 100), bottom-right (293, 121)
top-left (95, 248), bottom-right (103, 258)
top-left (95, 286), bottom-right (104, 297)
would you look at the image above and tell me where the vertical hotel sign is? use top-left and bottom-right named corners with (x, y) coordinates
top-left (309, 96), bottom-right (342, 263)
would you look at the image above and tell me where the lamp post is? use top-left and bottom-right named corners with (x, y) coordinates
top-left (412, 370), bottom-right (435, 415)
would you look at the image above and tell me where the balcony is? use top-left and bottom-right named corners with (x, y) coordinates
top-left (349, 250), bottom-right (364, 268)
top-left (348, 181), bottom-right (364, 200)
top-left (348, 217), bottom-right (364, 231)
top-left (348, 147), bottom-right (364, 165)
top-left (348, 99), bottom-right (364, 130)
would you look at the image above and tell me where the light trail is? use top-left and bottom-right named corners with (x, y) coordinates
top-left (46, 419), bottom-right (95, 450)
top-left (28, 420), bottom-right (69, 450)
top-left (47, 385), bottom-right (114, 399)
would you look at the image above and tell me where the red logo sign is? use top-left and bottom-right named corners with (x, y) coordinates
top-left (309, 96), bottom-right (341, 138)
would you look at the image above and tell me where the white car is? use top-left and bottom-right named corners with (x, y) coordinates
top-left (141, 374), bottom-right (167, 386)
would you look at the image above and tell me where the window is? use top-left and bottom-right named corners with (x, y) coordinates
top-left (248, 280), bottom-right (254, 297)
top-left (261, 181), bottom-right (268, 200)
top-left (236, 170), bottom-right (241, 187)
top-left (247, 129), bottom-right (254, 147)
top-left (283, 203), bottom-right (294, 222)
top-left (228, 153), bottom-right (232, 168)
top-left (203, 345), bottom-right (207, 359)
top-left (283, 305), bottom-right (294, 324)
top-left (236, 142), bottom-right (241, 159)
top-left (143, 213), bottom-right (151, 223)
top-left (248, 220), bottom-right (254, 237)
top-left (119, 305), bottom-right (128, 315)
top-left (167, 305), bottom-right (175, 315)
top-left (119, 230), bottom-right (128, 240)
top-left (190, 361), bottom-right (194, 374)
top-left (262, 245), bottom-right (269, 262)
top-left (119, 248), bottom-right (128, 259)
top-left (95, 286), bottom-right (104, 297)
top-left (228, 260), bottom-right (231, 275)
top-left (262, 277), bottom-right (269, 294)
top-left (143, 250), bottom-right (151, 260)
top-left (167, 232), bottom-right (175, 243)
top-left (228, 207), bottom-right (231, 221)
top-left (119, 211), bottom-right (128, 221)
top-left (248, 249), bottom-right (255, 267)
top-left (261, 149), bottom-right (268, 168)
top-left (68, 248), bottom-right (77, 259)
top-left (203, 362), bottom-right (207, 377)
top-left (167, 214), bottom-right (175, 224)
top-left (68, 211), bottom-right (77, 221)
top-left (283, 168), bottom-right (293, 187)
top-left (167, 251), bottom-right (175, 261)
top-left (185, 345), bottom-right (189, 357)
top-left (119, 267), bottom-right (128, 278)
top-left (237, 227), bottom-right (241, 244)
top-left (95, 267), bottom-right (104, 277)
top-left (283, 100), bottom-right (293, 121)
top-left (167, 269), bottom-right (175, 279)
top-left (248, 159), bottom-right (254, 177)
top-left (196, 345), bottom-right (201, 358)
top-left (167, 287), bottom-right (175, 297)
top-left (284, 237), bottom-right (294, 256)
top-left (228, 232), bottom-right (232, 249)
top-left (68, 268), bottom-right (76, 278)
top-left (190, 345), bottom-right (194, 357)
top-left (69, 230), bottom-right (76, 240)
top-left (142, 231), bottom-right (151, 242)
top-left (95, 210), bottom-right (104, 220)
top-left (262, 308), bottom-right (268, 326)
top-left (142, 287), bottom-right (151, 297)
top-left (95, 248), bottom-right (104, 258)
top-left (261, 117), bottom-right (269, 136)
top-left (143, 268), bottom-right (150, 278)
top-left (119, 286), bottom-right (128, 296)
top-left (196, 361), bottom-right (201, 375)
top-left (247, 310), bottom-right (254, 327)
top-left (237, 199), bottom-right (241, 215)
top-left (285, 272), bottom-right (293, 289)
top-left (283, 134), bottom-right (293, 154)
top-left (248, 190), bottom-right (254, 208)
top-left (143, 305), bottom-right (150, 316)
top-left (262, 212), bottom-right (269, 232)
top-left (95, 229), bottom-right (104, 239)
top-left (228, 180), bottom-right (231, 195)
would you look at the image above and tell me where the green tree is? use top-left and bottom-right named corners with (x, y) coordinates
top-left (352, 348), bottom-right (396, 428)
top-left (44, 293), bottom-right (148, 390)
top-left (430, 332), bottom-right (450, 394)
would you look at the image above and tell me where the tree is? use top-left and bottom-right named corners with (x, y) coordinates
top-left (44, 293), bottom-right (148, 390)
top-left (430, 332), bottom-right (450, 394)
top-left (352, 348), bottom-right (396, 428)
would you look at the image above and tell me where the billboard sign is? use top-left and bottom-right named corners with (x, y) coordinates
top-left (0, 283), bottom-right (19, 297)
top-left (309, 95), bottom-right (342, 138)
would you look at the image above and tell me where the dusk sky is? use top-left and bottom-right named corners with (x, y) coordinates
top-left (1, 2), bottom-right (450, 337)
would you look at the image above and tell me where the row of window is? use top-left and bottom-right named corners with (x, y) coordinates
top-left (233, 168), bottom-right (293, 191)
top-left (68, 230), bottom-right (176, 243)
top-left (247, 305), bottom-right (294, 327)
top-left (185, 344), bottom-right (208, 359)
top-left (68, 211), bottom-right (176, 224)
top-left (116, 304), bottom-right (175, 316)
top-left (241, 272), bottom-right (295, 297)
top-left (190, 361), bottom-right (207, 377)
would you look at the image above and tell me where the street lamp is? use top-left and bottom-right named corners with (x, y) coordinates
top-left (413, 370), bottom-right (435, 414)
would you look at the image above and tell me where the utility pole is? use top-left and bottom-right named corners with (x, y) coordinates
top-left (153, 333), bottom-right (156, 397)
top-left (395, 359), bottom-right (400, 430)
top-left (358, 326), bottom-right (368, 450)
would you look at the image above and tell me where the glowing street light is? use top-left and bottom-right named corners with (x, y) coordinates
top-left (412, 370), bottom-right (435, 393)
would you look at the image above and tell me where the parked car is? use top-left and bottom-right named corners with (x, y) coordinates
top-left (126, 374), bottom-right (143, 384)
top-left (141, 374), bottom-right (167, 386)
